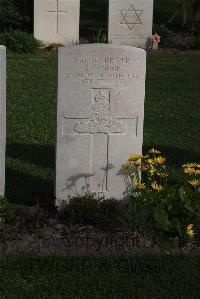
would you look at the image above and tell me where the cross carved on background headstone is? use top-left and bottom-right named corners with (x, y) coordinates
top-left (48, 0), bottom-right (68, 33)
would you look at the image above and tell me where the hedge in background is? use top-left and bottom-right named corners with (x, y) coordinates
top-left (0, 31), bottom-right (41, 53)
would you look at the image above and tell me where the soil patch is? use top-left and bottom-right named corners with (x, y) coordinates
top-left (0, 224), bottom-right (199, 256)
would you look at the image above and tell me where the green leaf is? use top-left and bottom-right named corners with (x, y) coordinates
top-left (184, 201), bottom-right (194, 213)
top-left (153, 206), bottom-right (171, 230)
top-left (179, 186), bottom-right (186, 201)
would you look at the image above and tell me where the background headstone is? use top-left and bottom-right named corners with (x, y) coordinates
top-left (108, 0), bottom-right (154, 48)
top-left (34, 0), bottom-right (80, 45)
top-left (56, 44), bottom-right (146, 203)
top-left (0, 46), bottom-right (6, 196)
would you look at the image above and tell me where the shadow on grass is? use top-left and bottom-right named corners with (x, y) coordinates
top-left (6, 143), bottom-right (55, 204)
top-left (5, 143), bottom-right (200, 204)
top-left (6, 143), bottom-right (55, 169)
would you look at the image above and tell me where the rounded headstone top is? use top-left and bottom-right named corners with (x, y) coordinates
top-left (0, 46), bottom-right (6, 52)
top-left (59, 43), bottom-right (146, 55)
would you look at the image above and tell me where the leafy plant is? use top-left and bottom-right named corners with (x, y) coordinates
top-left (0, 30), bottom-right (42, 53)
top-left (93, 28), bottom-right (108, 43)
top-left (123, 149), bottom-right (200, 247)
top-left (0, 0), bottom-right (33, 32)
top-left (60, 194), bottom-right (129, 229)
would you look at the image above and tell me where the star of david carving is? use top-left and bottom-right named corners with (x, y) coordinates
top-left (120, 4), bottom-right (143, 31)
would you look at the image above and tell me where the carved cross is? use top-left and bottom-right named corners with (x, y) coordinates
top-left (48, 0), bottom-right (68, 33)
top-left (63, 88), bottom-right (136, 195)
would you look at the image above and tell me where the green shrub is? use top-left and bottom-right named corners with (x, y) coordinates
top-left (128, 185), bottom-right (200, 247)
top-left (60, 194), bottom-right (129, 229)
top-left (0, 31), bottom-right (42, 53)
top-left (93, 28), bottom-right (107, 43)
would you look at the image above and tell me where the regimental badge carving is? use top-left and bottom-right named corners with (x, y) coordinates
top-left (120, 4), bottom-right (143, 31)
top-left (74, 88), bottom-right (127, 134)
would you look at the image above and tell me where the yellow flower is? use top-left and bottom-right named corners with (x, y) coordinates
top-left (157, 172), bottom-right (168, 178)
top-left (129, 154), bottom-right (143, 161)
top-left (128, 160), bottom-right (141, 166)
top-left (141, 165), bottom-right (148, 172)
top-left (151, 181), bottom-right (163, 192)
top-left (153, 156), bottom-right (166, 165)
top-left (186, 224), bottom-right (195, 238)
top-left (183, 163), bottom-right (200, 174)
top-left (183, 163), bottom-right (200, 169)
top-left (122, 164), bottom-right (130, 174)
top-left (148, 148), bottom-right (161, 154)
top-left (184, 167), bottom-right (196, 175)
top-left (194, 169), bottom-right (200, 175)
top-left (149, 166), bottom-right (156, 176)
top-left (183, 163), bottom-right (195, 168)
top-left (148, 159), bottom-right (155, 165)
top-left (188, 179), bottom-right (200, 187)
top-left (135, 182), bottom-right (146, 190)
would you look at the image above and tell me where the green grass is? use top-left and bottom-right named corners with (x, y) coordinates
top-left (6, 52), bottom-right (57, 203)
top-left (6, 51), bottom-right (200, 203)
top-left (0, 255), bottom-right (200, 298)
top-left (144, 52), bottom-right (200, 182)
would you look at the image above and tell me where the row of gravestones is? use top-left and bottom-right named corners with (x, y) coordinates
top-left (0, 43), bottom-right (146, 205)
top-left (34, 0), bottom-right (154, 48)
top-left (34, 0), bottom-right (151, 205)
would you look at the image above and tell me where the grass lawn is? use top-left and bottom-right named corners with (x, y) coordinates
top-left (6, 51), bottom-right (200, 203)
top-left (0, 255), bottom-right (200, 298)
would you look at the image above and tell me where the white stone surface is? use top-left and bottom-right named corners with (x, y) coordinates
top-left (108, 0), bottom-right (153, 48)
top-left (0, 46), bottom-right (6, 197)
top-left (34, 0), bottom-right (80, 45)
top-left (56, 44), bottom-right (146, 203)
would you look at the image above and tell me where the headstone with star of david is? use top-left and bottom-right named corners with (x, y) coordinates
top-left (34, 0), bottom-right (80, 45)
top-left (56, 44), bottom-right (146, 203)
top-left (108, 0), bottom-right (154, 48)
top-left (0, 46), bottom-right (6, 196)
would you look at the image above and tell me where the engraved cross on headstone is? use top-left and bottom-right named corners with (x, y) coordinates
top-left (63, 88), bottom-right (136, 195)
top-left (48, 0), bottom-right (68, 33)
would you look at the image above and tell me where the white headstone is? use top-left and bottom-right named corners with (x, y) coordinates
top-left (34, 0), bottom-right (80, 45)
top-left (0, 46), bottom-right (6, 197)
top-left (56, 44), bottom-right (146, 203)
top-left (108, 0), bottom-right (154, 48)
